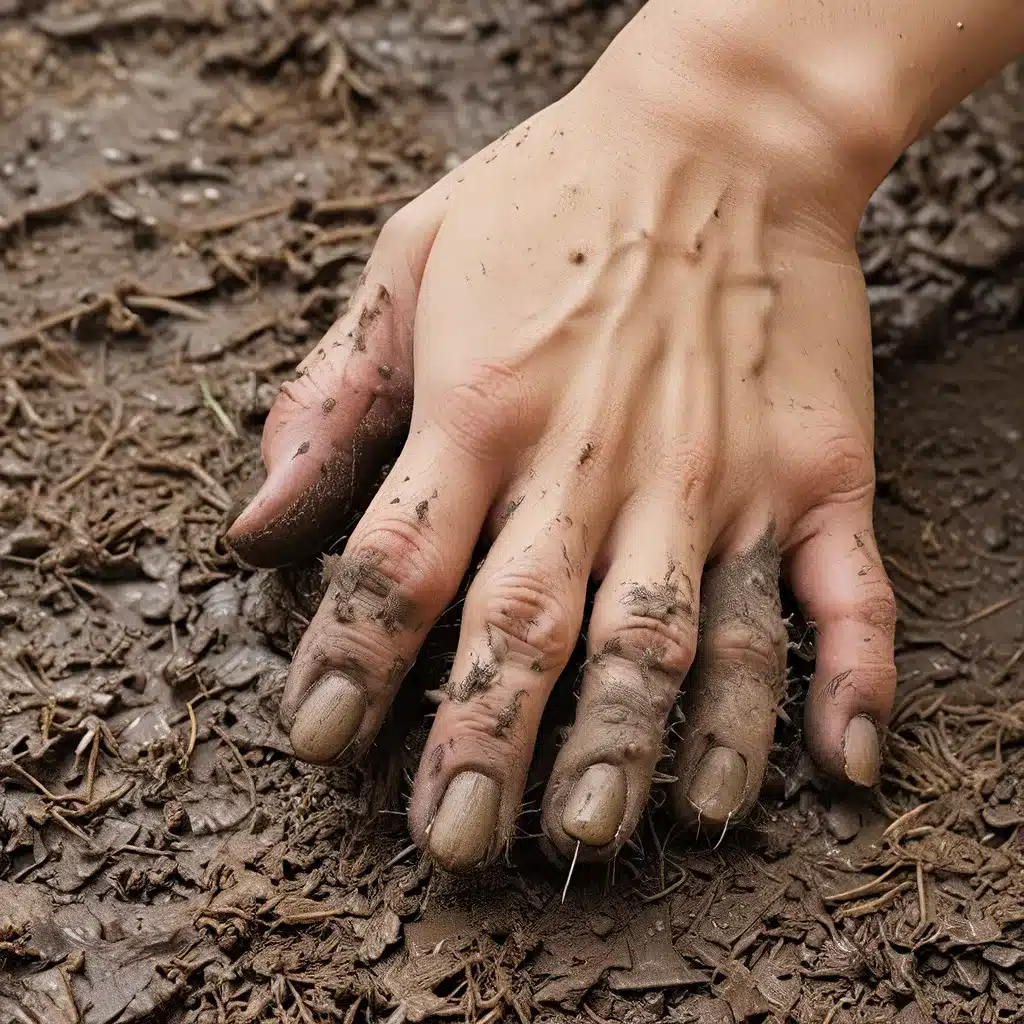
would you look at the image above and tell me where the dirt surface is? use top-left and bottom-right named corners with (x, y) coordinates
top-left (1, 4), bottom-right (1022, 1022)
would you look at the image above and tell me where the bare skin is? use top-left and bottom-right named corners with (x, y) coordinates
top-left (228, 0), bottom-right (1024, 871)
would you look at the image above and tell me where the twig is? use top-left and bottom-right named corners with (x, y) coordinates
top-left (199, 378), bottom-right (238, 438)
top-left (640, 869), bottom-right (689, 904)
top-left (276, 906), bottom-right (363, 925)
top-left (313, 186), bottom-right (422, 218)
top-left (0, 296), bottom-right (111, 351)
top-left (383, 842), bottom-right (418, 871)
top-left (53, 392), bottom-right (125, 495)
top-left (303, 224), bottom-right (377, 253)
top-left (915, 861), bottom-right (928, 929)
top-left (881, 801), bottom-right (935, 840)
top-left (833, 881), bottom-right (915, 920)
top-left (136, 450), bottom-right (230, 509)
top-left (184, 199), bottom-right (291, 235)
top-left (955, 593), bottom-right (1022, 627)
top-left (124, 294), bottom-right (209, 321)
top-left (213, 725), bottom-right (256, 820)
top-left (50, 809), bottom-right (99, 850)
top-left (182, 698), bottom-right (199, 771)
top-left (991, 641), bottom-right (1024, 686)
top-left (0, 759), bottom-right (61, 799)
top-left (825, 862), bottom-right (905, 902)
top-left (84, 727), bottom-right (101, 805)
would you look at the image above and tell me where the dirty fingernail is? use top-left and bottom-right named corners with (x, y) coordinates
top-left (429, 771), bottom-right (499, 872)
top-left (562, 763), bottom-right (627, 847)
top-left (687, 747), bottom-right (747, 823)
top-left (289, 674), bottom-right (366, 764)
top-left (843, 715), bottom-right (880, 786)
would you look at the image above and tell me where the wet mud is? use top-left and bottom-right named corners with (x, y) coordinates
top-left (0, 4), bottom-right (1022, 1023)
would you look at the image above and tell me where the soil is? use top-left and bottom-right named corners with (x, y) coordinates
top-left (1, 4), bottom-right (1022, 1023)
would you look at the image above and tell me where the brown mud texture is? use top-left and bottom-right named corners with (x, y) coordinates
top-left (0, 4), bottom-right (1021, 1023)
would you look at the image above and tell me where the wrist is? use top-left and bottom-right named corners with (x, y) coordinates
top-left (585, 0), bottom-right (1018, 237)
top-left (588, 1), bottom-right (909, 216)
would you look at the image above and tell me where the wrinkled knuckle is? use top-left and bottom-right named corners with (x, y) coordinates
top-left (601, 616), bottom-right (698, 677)
top-left (446, 701), bottom-right (532, 764)
top-left (705, 624), bottom-right (783, 677)
top-left (667, 442), bottom-right (716, 505)
top-left (437, 360), bottom-right (527, 458)
top-left (477, 569), bottom-right (575, 669)
top-left (295, 625), bottom-right (398, 695)
top-left (349, 517), bottom-right (446, 606)
top-left (850, 584), bottom-right (898, 637)
top-left (816, 431), bottom-right (875, 501)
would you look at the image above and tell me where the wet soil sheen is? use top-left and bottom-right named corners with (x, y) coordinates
top-left (1, 4), bottom-right (1022, 1022)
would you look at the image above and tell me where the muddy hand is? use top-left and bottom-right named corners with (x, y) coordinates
top-left (227, 10), bottom-right (900, 871)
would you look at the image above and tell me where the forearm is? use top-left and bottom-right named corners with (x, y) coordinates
top-left (590, 0), bottom-right (1022, 213)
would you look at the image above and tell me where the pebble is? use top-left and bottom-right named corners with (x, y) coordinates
top-left (202, 186), bottom-right (221, 202)
top-left (981, 523), bottom-right (1009, 551)
top-left (101, 146), bottom-right (128, 164)
top-left (178, 190), bottom-right (200, 207)
top-left (824, 802), bottom-right (861, 842)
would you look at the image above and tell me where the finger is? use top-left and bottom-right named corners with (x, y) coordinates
top-left (280, 425), bottom-right (500, 764)
top-left (541, 499), bottom-right (701, 862)
top-left (786, 501), bottom-right (897, 787)
top-left (408, 490), bottom-right (592, 872)
top-left (668, 527), bottom-right (788, 830)
top-left (226, 186), bottom-right (449, 567)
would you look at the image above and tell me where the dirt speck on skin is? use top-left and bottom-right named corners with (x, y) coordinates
top-left (494, 688), bottom-right (528, 737)
top-left (0, 3), bottom-right (1021, 1022)
top-left (323, 553), bottom-right (412, 633)
top-left (447, 656), bottom-right (500, 702)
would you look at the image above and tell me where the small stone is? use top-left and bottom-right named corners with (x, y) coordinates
top-left (101, 146), bottom-right (127, 164)
top-left (980, 523), bottom-right (1009, 551)
top-left (202, 186), bottom-right (221, 202)
top-left (588, 912), bottom-right (615, 938)
top-left (292, 170), bottom-right (308, 186)
top-left (155, 127), bottom-right (181, 143)
top-left (178, 190), bottom-right (200, 207)
top-left (824, 802), bottom-right (861, 842)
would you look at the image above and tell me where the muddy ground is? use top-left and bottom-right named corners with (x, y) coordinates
top-left (1, 4), bottom-right (1022, 1023)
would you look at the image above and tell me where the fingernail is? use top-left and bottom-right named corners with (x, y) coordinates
top-left (289, 674), bottom-right (366, 763)
top-left (843, 715), bottom-right (880, 786)
top-left (562, 763), bottom-right (627, 847)
top-left (687, 747), bottom-right (747, 823)
top-left (429, 771), bottom-right (499, 872)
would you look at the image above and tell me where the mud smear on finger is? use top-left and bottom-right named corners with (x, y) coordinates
top-left (229, 398), bottom-right (411, 568)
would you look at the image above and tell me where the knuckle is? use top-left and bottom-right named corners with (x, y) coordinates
top-left (436, 359), bottom-right (527, 458)
top-left (376, 203), bottom-right (421, 251)
top-left (850, 585), bottom-right (898, 636)
top-left (348, 516), bottom-right (448, 610)
top-left (815, 430), bottom-right (875, 501)
top-left (475, 567), bottom-right (575, 669)
top-left (443, 698), bottom-right (533, 764)
top-left (819, 578), bottom-right (897, 639)
top-left (704, 624), bottom-right (784, 678)
top-left (582, 691), bottom-right (663, 765)
top-left (296, 621), bottom-right (402, 697)
top-left (596, 614), bottom-right (698, 678)
top-left (665, 441), bottom-right (716, 506)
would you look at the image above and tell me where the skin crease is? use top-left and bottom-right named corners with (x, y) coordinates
top-left (227, 0), bottom-right (1024, 871)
